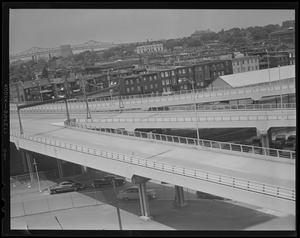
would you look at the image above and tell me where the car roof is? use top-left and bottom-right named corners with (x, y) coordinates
top-left (127, 186), bottom-right (138, 189)
top-left (285, 141), bottom-right (295, 146)
top-left (61, 180), bottom-right (75, 183)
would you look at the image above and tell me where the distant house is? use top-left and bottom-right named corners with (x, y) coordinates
top-left (136, 43), bottom-right (164, 54)
top-left (190, 29), bottom-right (213, 39)
top-left (232, 56), bottom-right (260, 74)
top-left (270, 28), bottom-right (295, 44)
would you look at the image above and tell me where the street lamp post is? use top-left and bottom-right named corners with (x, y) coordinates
top-left (17, 107), bottom-right (24, 134)
top-left (265, 49), bottom-right (271, 88)
top-left (112, 180), bottom-right (123, 230)
top-left (107, 69), bottom-right (113, 100)
top-left (278, 65), bottom-right (283, 119)
top-left (190, 80), bottom-right (200, 147)
top-left (33, 158), bottom-right (42, 192)
top-left (179, 78), bottom-right (200, 147)
top-left (81, 77), bottom-right (91, 119)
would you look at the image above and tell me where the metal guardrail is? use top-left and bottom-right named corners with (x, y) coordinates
top-left (10, 131), bottom-right (295, 201)
top-left (69, 122), bottom-right (296, 160)
top-left (151, 103), bottom-right (297, 111)
top-left (9, 103), bottom-right (297, 114)
top-left (75, 112), bottom-right (296, 124)
top-left (9, 78), bottom-right (295, 106)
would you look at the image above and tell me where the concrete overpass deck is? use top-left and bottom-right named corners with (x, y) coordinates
top-left (9, 113), bottom-right (295, 215)
top-left (73, 109), bottom-right (296, 131)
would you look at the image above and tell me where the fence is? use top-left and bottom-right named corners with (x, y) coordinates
top-left (10, 131), bottom-right (295, 201)
top-left (10, 169), bottom-right (59, 185)
top-left (68, 121), bottom-right (296, 160)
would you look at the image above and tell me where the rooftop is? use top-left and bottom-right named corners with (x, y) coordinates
top-left (216, 65), bottom-right (295, 88)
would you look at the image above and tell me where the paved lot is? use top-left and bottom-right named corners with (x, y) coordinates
top-left (8, 179), bottom-right (295, 232)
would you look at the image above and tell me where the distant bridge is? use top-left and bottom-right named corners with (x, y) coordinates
top-left (9, 40), bottom-right (121, 60)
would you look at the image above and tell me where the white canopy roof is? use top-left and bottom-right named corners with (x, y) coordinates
top-left (217, 65), bottom-right (295, 87)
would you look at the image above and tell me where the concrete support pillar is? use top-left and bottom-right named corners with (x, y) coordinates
top-left (56, 159), bottom-right (64, 180)
top-left (81, 166), bottom-right (88, 173)
top-left (131, 175), bottom-right (151, 218)
top-left (257, 128), bottom-right (270, 148)
top-left (20, 149), bottom-right (29, 173)
top-left (147, 131), bottom-right (153, 139)
top-left (174, 185), bottom-right (188, 207)
top-left (23, 150), bottom-right (35, 182)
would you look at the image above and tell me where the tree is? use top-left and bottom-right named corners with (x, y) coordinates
top-left (42, 65), bottom-right (49, 78)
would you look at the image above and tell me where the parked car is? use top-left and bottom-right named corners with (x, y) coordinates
top-left (283, 141), bottom-right (295, 151)
top-left (286, 135), bottom-right (296, 143)
top-left (92, 174), bottom-right (126, 188)
top-left (251, 136), bottom-right (262, 147)
top-left (49, 180), bottom-right (84, 194)
top-left (162, 91), bottom-right (173, 96)
top-left (117, 186), bottom-right (156, 201)
top-left (275, 134), bottom-right (286, 149)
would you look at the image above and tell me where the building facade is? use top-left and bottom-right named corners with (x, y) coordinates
top-left (232, 56), bottom-right (260, 74)
top-left (270, 28), bottom-right (295, 45)
top-left (136, 43), bottom-right (164, 54)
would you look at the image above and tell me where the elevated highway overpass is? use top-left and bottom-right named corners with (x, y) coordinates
top-left (9, 113), bottom-right (295, 216)
top-left (72, 109), bottom-right (296, 132)
top-left (10, 104), bottom-right (296, 132)
top-left (10, 78), bottom-right (295, 111)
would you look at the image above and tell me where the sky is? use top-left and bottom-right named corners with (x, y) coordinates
top-left (9, 9), bottom-right (295, 55)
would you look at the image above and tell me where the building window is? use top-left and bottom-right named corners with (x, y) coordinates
top-left (126, 80), bottom-right (129, 85)
top-left (136, 78), bottom-right (140, 83)
top-left (154, 75), bottom-right (157, 80)
top-left (161, 72), bottom-right (164, 77)
top-left (130, 79), bottom-right (133, 84)
top-left (171, 70), bottom-right (175, 76)
top-left (166, 79), bottom-right (170, 85)
top-left (155, 84), bottom-right (158, 88)
top-left (131, 87), bottom-right (134, 91)
top-left (150, 76), bottom-right (152, 81)
top-left (137, 86), bottom-right (141, 91)
top-left (182, 69), bottom-right (186, 74)
top-left (144, 85), bottom-right (148, 90)
top-left (127, 88), bottom-right (130, 93)
top-left (150, 84), bottom-right (153, 89)
top-left (184, 85), bottom-right (187, 90)
top-left (165, 72), bottom-right (168, 77)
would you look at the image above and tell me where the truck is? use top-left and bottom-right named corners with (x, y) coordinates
top-left (92, 174), bottom-right (126, 188)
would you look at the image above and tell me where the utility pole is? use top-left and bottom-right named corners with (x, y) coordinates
top-left (81, 77), bottom-right (91, 119)
top-left (112, 180), bottom-right (122, 230)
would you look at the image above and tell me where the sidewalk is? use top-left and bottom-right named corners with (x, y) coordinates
top-left (11, 202), bottom-right (174, 230)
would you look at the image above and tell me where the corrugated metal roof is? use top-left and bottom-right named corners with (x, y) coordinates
top-left (216, 65), bottom-right (295, 87)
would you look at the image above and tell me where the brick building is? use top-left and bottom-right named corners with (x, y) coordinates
top-left (232, 56), bottom-right (260, 74)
